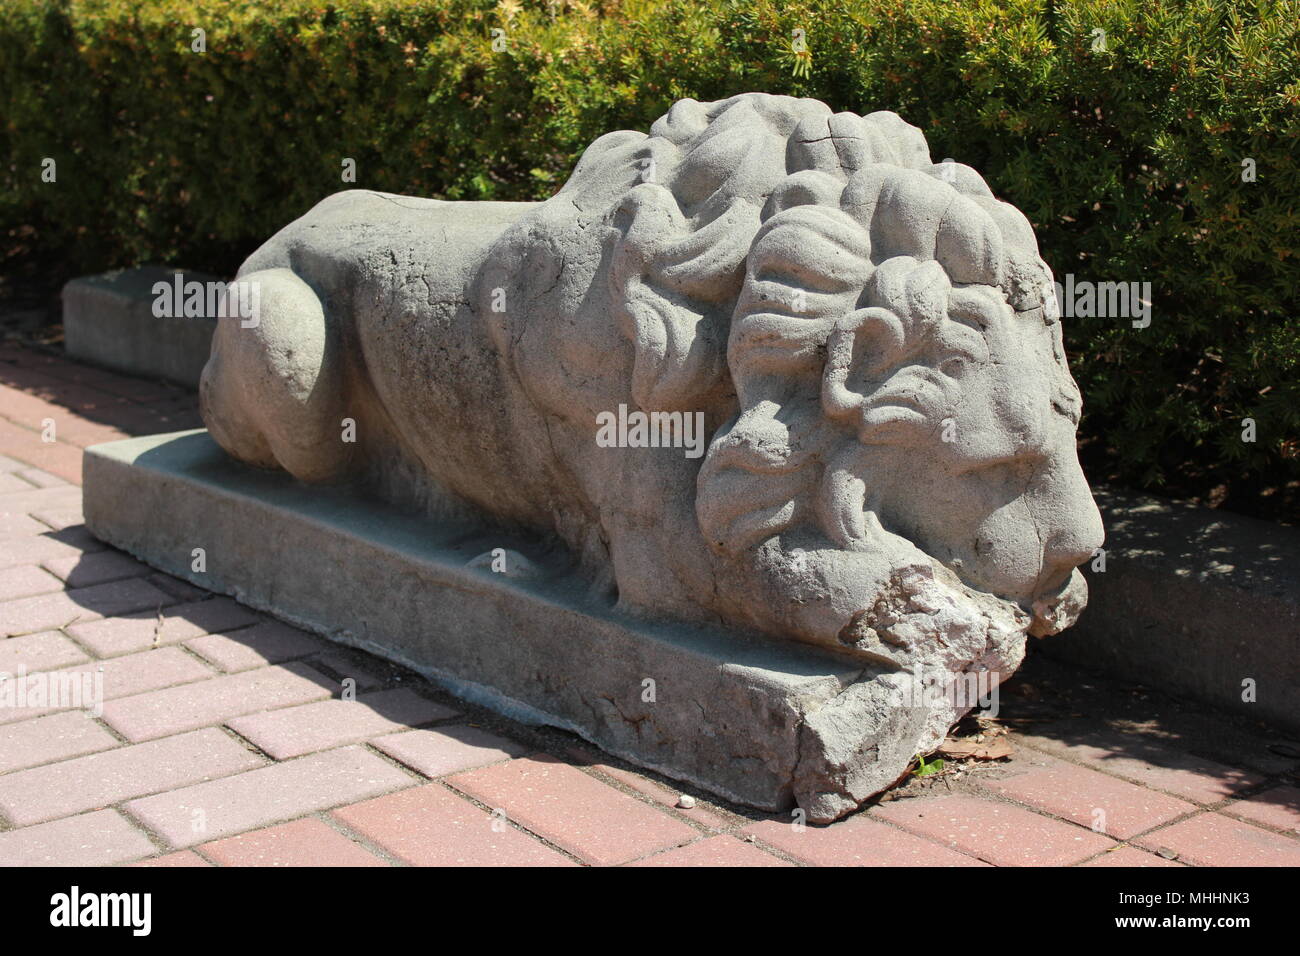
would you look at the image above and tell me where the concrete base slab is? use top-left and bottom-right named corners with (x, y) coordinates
top-left (1045, 488), bottom-right (1300, 734)
top-left (63, 267), bottom-right (219, 388)
top-left (83, 431), bottom-right (937, 820)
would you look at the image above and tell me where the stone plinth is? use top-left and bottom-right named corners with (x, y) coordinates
top-left (63, 267), bottom-right (220, 388)
top-left (83, 430), bottom-right (949, 821)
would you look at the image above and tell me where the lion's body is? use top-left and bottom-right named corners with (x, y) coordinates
top-left (212, 193), bottom-right (553, 519)
top-left (201, 93), bottom-right (1102, 697)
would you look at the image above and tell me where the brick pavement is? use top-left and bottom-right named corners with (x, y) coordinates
top-left (1, 342), bottom-right (1298, 866)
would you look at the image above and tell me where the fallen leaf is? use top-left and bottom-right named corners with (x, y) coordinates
top-left (938, 736), bottom-right (1014, 760)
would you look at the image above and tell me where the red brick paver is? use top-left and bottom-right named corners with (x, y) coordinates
top-left (1016, 732), bottom-right (1267, 804)
top-left (577, 754), bottom-right (734, 832)
top-left (1221, 785), bottom-right (1300, 834)
top-left (872, 794), bottom-right (1116, 866)
top-left (447, 754), bottom-right (698, 866)
top-left (975, 754), bottom-right (1196, 839)
top-left (124, 745), bottom-right (415, 848)
top-left (746, 815), bottom-right (989, 867)
top-left (131, 850), bottom-right (211, 867)
top-left (1082, 846), bottom-right (1184, 867)
top-left (371, 724), bottom-right (525, 778)
top-left (1136, 812), bottom-right (1300, 867)
top-left (629, 835), bottom-right (791, 867)
top-left (198, 817), bottom-right (388, 867)
top-left (333, 783), bottom-right (574, 867)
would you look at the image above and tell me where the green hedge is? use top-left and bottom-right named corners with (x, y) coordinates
top-left (2, 0), bottom-right (1297, 513)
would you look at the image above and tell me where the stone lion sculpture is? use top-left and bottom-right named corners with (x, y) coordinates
top-left (201, 93), bottom-right (1103, 817)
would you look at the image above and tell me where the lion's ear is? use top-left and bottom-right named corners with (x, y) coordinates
top-left (609, 186), bottom-right (757, 410)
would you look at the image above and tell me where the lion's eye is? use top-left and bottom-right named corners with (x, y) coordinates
top-left (939, 355), bottom-right (972, 378)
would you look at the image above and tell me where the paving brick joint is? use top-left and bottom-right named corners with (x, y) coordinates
top-left (1, 343), bottom-right (1297, 866)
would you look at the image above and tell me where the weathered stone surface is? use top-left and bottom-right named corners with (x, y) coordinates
top-left (86, 430), bottom-right (922, 818)
top-left (98, 94), bottom-right (1103, 819)
top-left (62, 267), bottom-right (220, 387)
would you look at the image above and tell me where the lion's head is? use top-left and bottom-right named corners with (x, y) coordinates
top-left (488, 93), bottom-right (1102, 639)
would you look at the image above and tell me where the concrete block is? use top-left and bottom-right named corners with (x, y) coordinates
top-left (62, 267), bottom-right (220, 387)
top-left (83, 430), bottom-right (933, 820)
top-left (1044, 488), bottom-right (1300, 733)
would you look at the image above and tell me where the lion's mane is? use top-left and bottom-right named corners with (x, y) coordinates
top-left (539, 93), bottom-right (1062, 565)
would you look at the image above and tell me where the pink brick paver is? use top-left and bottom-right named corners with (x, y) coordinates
top-left (198, 817), bottom-right (388, 867)
top-left (0, 576), bottom-right (174, 636)
top-left (0, 809), bottom-right (156, 866)
top-left (0, 512), bottom-right (49, 537)
top-left (226, 688), bottom-right (456, 760)
top-left (146, 573), bottom-right (207, 603)
top-left (14, 469), bottom-right (68, 489)
top-left (1017, 733), bottom-right (1266, 804)
top-left (68, 597), bottom-right (260, 657)
top-left (872, 794), bottom-right (1116, 866)
top-left (0, 646), bottom-right (215, 726)
top-left (333, 783), bottom-right (575, 867)
top-left (1082, 846), bottom-right (1184, 867)
top-left (975, 755), bottom-right (1197, 839)
top-left (125, 745), bottom-right (415, 847)
top-left (0, 564), bottom-right (64, 602)
top-left (0, 709), bottom-right (118, 773)
top-left (132, 850), bottom-right (212, 867)
top-left (311, 651), bottom-right (386, 692)
top-left (0, 727), bottom-right (264, 826)
top-left (447, 753), bottom-right (698, 866)
top-left (0, 418), bottom-right (82, 484)
top-left (101, 660), bottom-right (336, 741)
top-left (0, 512), bottom-right (48, 537)
top-left (0, 485), bottom-right (83, 520)
top-left (372, 724), bottom-right (525, 778)
top-left (630, 835), bottom-right (792, 867)
top-left (42, 549), bottom-right (149, 588)
top-left (0, 472), bottom-right (35, 494)
top-left (746, 815), bottom-right (988, 867)
top-left (0, 629), bottom-right (90, 673)
top-left (1221, 785), bottom-right (1300, 834)
top-left (30, 509), bottom-right (85, 532)
top-left (0, 528), bottom-right (106, 570)
top-left (1136, 812), bottom-right (1300, 867)
top-left (184, 621), bottom-right (324, 672)
top-left (582, 757), bottom-right (735, 832)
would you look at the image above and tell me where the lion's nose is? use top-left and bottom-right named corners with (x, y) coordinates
top-left (1037, 457), bottom-right (1105, 591)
